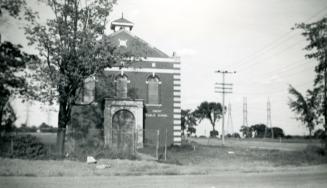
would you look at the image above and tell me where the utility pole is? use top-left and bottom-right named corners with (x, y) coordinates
top-left (264, 98), bottom-right (273, 139)
top-left (214, 70), bottom-right (236, 145)
top-left (227, 102), bottom-right (234, 135)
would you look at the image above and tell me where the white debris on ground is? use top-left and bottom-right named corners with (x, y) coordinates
top-left (96, 164), bottom-right (110, 169)
top-left (227, 151), bottom-right (235, 154)
top-left (86, 156), bottom-right (97, 164)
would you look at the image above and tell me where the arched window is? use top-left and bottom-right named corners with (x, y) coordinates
top-left (146, 75), bottom-right (161, 104)
top-left (115, 74), bottom-right (129, 98)
top-left (83, 76), bottom-right (95, 103)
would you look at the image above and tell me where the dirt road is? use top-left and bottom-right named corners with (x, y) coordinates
top-left (1, 170), bottom-right (327, 188)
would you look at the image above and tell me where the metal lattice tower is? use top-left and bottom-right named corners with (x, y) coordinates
top-left (226, 102), bottom-right (234, 134)
top-left (264, 98), bottom-right (274, 139)
top-left (243, 97), bottom-right (248, 127)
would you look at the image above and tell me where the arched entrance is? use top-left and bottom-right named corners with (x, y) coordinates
top-left (112, 109), bottom-right (135, 153)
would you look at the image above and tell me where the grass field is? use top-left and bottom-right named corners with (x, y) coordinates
top-left (18, 132), bottom-right (57, 145)
top-left (190, 137), bottom-right (323, 151)
top-left (1, 136), bottom-right (326, 177)
top-left (1, 133), bottom-right (326, 176)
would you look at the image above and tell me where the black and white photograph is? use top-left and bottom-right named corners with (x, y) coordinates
top-left (0, 0), bottom-right (327, 187)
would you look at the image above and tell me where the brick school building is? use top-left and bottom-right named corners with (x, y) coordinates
top-left (70, 15), bottom-right (181, 154)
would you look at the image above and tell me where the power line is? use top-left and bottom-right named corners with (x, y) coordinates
top-left (231, 6), bottom-right (327, 69)
top-left (236, 39), bottom-right (304, 72)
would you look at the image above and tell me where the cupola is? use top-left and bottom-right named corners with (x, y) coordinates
top-left (110, 13), bottom-right (134, 32)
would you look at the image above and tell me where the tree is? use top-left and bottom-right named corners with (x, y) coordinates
top-left (288, 85), bottom-right (318, 137)
top-left (181, 109), bottom-right (197, 136)
top-left (193, 101), bottom-right (223, 136)
top-left (0, 103), bottom-right (17, 134)
top-left (0, 0), bottom-right (38, 134)
top-left (250, 124), bottom-right (267, 138)
top-left (0, 41), bottom-right (38, 128)
top-left (0, 0), bottom-right (25, 17)
top-left (266, 127), bottom-right (284, 138)
top-left (240, 125), bottom-right (252, 138)
top-left (24, 0), bottom-right (118, 157)
top-left (295, 17), bottom-right (327, 142)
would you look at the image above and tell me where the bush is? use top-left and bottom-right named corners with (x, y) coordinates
top-left (39, 122), bottom-right (58, 133)
top-left (305, 145), bottom-right (326, 156)
top-left (232, 133), bottom-right (241, 138)
top-left (0, 135), bottom-right (48, 159)
top-left (285, 135), bottom-right (293, 139)
top-left (210, 130), bottom-right (219, 138)
top-left (314, 129), bottom-right (326, 139)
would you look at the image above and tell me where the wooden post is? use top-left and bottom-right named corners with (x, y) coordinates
top-left (164, 128), bottom-right (167, 161)
top-left (10, 138), bottom-right (14, 155)
top-left (156, 129), bottom-right (159, 160)
top-left (133, 128), bottom-right (136, 154)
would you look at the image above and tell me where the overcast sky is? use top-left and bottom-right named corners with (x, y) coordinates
top-left (1, 0), bottom-right (327, 135)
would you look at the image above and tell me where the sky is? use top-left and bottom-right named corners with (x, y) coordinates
top-left (1, 0), bottom-right (327, 136)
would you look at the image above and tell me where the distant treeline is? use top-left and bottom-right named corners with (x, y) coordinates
top-left (240, 123), bottom-right (326, 139)
top-left (1, 122), bottom-right (57, 134)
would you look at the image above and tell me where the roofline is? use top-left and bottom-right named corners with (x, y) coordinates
top-left (111, 22), bottom-right (134, 27)
top-left (106, 30), bottom-right (171, 58)
top-left (142, 57), bottom-right (181, 63)
top-left (121, 56), bottom-right (181, 63)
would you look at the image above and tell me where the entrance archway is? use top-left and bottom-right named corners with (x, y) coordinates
top-left (112, 109), bottom-right (135, 153)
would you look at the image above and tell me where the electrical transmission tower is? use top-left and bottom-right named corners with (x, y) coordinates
top-left (226, 102), bottom-right (234, 135)
top-left (264, 98), bottom-right (274, 139)
top-left (214, 70), bottom-right (236, 145)
top-left (243, 97), bottom-right (248, 127)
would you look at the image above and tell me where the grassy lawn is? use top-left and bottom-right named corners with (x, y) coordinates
top-left (0, 137), bottom-right (326, 177)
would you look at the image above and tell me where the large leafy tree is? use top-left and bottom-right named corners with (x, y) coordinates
top-left (288, 85), bottom-right (318, 137)
top-left (193, 101), bottom-right (223, 133)
top-left (295, 17), bottom-right (327, 137)
top-left (181, 109), bottom-right (197, 136)
top-left (24, 0), bottom-right (118, 156)
top-left (240, 125), bottom-right (252, 138)
top-left (0, 41), bottom-right (38, 132)
top-left (0, 0), bottom-right (38, 132)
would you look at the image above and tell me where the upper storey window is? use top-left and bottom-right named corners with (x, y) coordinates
top-left (83, 76), bottom-right (95, 103)
top-left (115, 74), bottom-right (129, 98)
top-left (146, 75), bottom-right (161, 104)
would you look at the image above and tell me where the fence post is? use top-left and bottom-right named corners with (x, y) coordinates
top-left (133, 128), bottom-right (136, 154)
top-left (156, 129), bottom-right (160, 160)
top-left (10, 137), bottom-right (14, 155)
top-left (164, 128), bottom-right (167, 161)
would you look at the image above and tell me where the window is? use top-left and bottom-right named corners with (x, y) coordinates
top-left (115, 74), bottom-right (129, 98)
top-left (147, 75), bottom-right (161, 104)
top-left (83, 77), bottom-right (95, 103)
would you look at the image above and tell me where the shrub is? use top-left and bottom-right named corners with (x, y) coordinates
top-left (305, 145), bottom-right (326, 156)
top-left (210, 130), bottom-right (219, 138)
top-left (232, 133), bottom-right (241, 138)
top-left (314, 129), bottom-right (326, 139)
top-left (285, 135), bottom-right (293, 139)
top-left (0, 135), bottom-right (48, 159)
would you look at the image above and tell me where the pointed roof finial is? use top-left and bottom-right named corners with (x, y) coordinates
top-left (122, 12), bottom-right (124, 18)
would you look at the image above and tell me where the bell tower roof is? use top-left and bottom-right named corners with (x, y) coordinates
top-left (110, 13), bottom-right (134, 32)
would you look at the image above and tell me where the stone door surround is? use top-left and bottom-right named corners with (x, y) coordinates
top-left (104, 98), bottom-right (144, 149)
